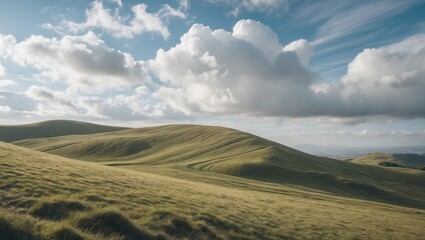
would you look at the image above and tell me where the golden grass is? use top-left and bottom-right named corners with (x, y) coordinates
top-left (1, 142), bottom-right (425, 239)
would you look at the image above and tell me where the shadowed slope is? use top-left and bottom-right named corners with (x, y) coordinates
top-left (0, 120), bottom-right (128, 142)
top-left (15, 124), bottom-right (425, 209)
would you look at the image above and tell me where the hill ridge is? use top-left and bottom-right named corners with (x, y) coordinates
top-left (0, 119), bottom-right (128, 142)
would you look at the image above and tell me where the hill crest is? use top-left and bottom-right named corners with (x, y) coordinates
top-left (0, 120), bottom-right (128, 142)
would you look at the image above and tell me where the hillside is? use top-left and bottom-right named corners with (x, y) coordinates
top-left (1, 141), bottom-right (425, 239)
top-left (351, 153), bottom-right (425, 170)
top-left (14, 124), bottom-right (425, 209)
top-left (0, 120), bottom-right (128, 142)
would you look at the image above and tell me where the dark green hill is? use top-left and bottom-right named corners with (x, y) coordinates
top-left (14, 124), bottom-right (425, 209)
top-left (0, 120), bottom-right (128, 142)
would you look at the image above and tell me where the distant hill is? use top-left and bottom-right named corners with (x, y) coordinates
top-left (0, 120), bottom-right (128, 142)
top-left (14, 124), bottom-right (425, 209)
top-left (296, 144), bottom-right (425, 158)
top-left (351, 153), bottom-right (425, 170)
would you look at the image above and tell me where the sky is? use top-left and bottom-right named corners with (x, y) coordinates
top-left (0, 0), bottom-right (424, 148)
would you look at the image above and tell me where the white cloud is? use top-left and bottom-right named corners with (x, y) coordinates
top-left (0, 62), bottom-right (5, 76)
top-left (135, 85), bottom-right (151, 95)
top-left (149, 20), bottom-right (315, 116)
top-left (1, 31), bottom-right (150, 92)
top-left (282, 39), bottom-right (314, 67)
top-left (26, 86), bottom-right (78, 114)
top-left (0, 80), bottom-right (17, 89)
top-left (64, 1), bottom-right (185, 39)
top-left (0, 85), bottom-right (186, 121)
top-left (208, 0), bottom-right (289, 15)
top-left (0, 34), bottom-right (16, 56)
top-left (150, 21), bottom-right (425, 120)
top-left (336, 34), bottom-right (425, 118)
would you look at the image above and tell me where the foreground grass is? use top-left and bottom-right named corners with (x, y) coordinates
top-left (1, 142), bottom-right (425, 239)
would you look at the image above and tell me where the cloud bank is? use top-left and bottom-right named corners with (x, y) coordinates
top-left (1, 18), bottom-right (425, 122)
top-left (150, 20), bottom-right (425, 119)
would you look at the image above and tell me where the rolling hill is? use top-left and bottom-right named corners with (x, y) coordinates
top-left (1, 141), bottom-right (425, 239)
top-left (0, 120), bottom-right (128, 142)
top-left (14, 124), bottom-right (425, 209)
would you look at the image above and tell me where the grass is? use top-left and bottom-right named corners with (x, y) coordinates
top-left (14, 124), bottom-right (425, 209)
top-left (1, 141), bottom-right (425, 239)
top-left (0, 120), bottom-right (127, 142)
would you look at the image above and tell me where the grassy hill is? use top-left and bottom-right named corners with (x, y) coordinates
top-left (14, 124), bottom-right (425, 209)
top-left (1, 141), bottom-right (425, 239)
top-left (0, 120), bottom-right (128, 142)
top-left (352, 153), bottom-right (425, 171)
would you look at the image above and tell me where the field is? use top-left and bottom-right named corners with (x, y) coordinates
top-left (1, 121), bottom-right (425, 239)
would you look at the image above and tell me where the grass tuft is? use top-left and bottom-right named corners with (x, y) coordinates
top-left (50, 226), bottom-right (85, 240)
top-left (31, 199), bottom-right (89, 220)
top-left (0, 212), bottom-right (40, 240)
top-left (76, 210), bottom-right (159, 240)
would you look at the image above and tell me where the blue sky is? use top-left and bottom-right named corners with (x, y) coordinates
top-left (0, 0), bottom-right (424, 147)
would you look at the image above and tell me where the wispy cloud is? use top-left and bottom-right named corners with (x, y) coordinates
top-left (208, 0), bottom-right (289, 16)
top-left (293, 0), bottom-right (421, 46)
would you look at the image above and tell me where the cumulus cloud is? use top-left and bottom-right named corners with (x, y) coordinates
top-left (208, 0), bottom-right (289, 15)
top-left (64, 1), bottom-right (185, 39)
top-left (149, 19), bottom-right (316, 116)
top-left (0, 31), bottom-right (150, 92)
top-left (150, 21), bottom-right (425, 120)
top-left (329, 34), bottom-right (425, 118)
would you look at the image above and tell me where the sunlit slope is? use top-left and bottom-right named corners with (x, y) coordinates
top-left (1, 142), bottom-right (425, 240)
top-left (15, 124), bottom-right (425, 208)
top-left (0, 120), bottom-right (128, 142)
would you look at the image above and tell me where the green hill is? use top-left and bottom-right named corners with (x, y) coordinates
top-left (14, 124), bottom-right (425, 209)
top-left (1, 141), bottom-right (425, 239)
top-left (0, 120), bottom-right (128, 142)
top-left (351, 153), bottom-right (425, 171)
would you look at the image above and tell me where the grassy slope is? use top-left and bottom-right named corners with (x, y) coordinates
top-left (15, 124), bottom-right (425, 209)
top-left (352, 153), bottom-right (425, 169)
top-left (1, 141), bottom-right (425, 240)
top-left (0, 120), bottom-right (128, 142)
